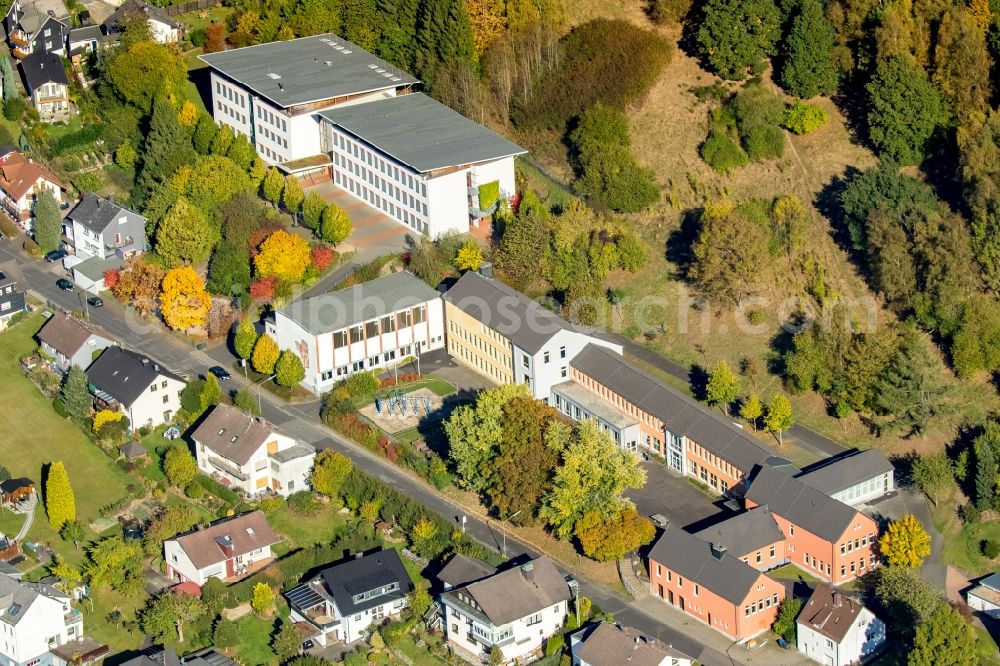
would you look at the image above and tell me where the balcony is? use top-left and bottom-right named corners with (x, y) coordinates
top-left (105, 236), bottom-right (134, 251)
top-left (65, 607), bottom-right (82, 626)
top-left (9, 32), bottom-right (28, 47)
top-left (11, 45), bottom-right (29, 59)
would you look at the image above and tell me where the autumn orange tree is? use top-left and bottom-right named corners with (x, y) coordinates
top-left (254, 230), bottom-right (312, 283)
top-left (113, 257), bottom-right (166, 317)
top-left (160, 266), bottom-right (211, 331)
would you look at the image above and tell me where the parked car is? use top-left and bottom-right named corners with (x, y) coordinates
top-left (87, 296), bottom-right (103, 307)
top-left (44, 249), bottom-right (67, 263)
top-left (56, 278), bottom-right (74, 291)
top-left (208, 366), bottom-right (231, 381)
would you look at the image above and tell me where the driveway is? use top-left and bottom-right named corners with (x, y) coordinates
top-left (865, 488), bottom-right (946, 589)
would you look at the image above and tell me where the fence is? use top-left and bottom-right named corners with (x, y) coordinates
top-left (164, 0), bottom-right (215, 16)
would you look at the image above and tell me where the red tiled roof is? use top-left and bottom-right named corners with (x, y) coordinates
top-left (0, 152), bottom-right (64, 201)
top-left (172, 581), bottom-right (202, 597)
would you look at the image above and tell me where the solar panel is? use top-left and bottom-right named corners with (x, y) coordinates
top-left (286, 584), bottom-right (324, 609)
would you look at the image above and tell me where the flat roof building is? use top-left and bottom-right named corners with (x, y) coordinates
top-left (199, 34), bottom-right (523, 238)
top-left (795, 449), bottom-right (895, 506)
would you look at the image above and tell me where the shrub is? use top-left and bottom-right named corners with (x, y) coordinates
top-left (311, 245), bottom-right (337, 271)
top-left (51, 124), bottom-right (105, 154)
top-left (22, 237), bottom-right (42, 258)
top-left (732, 84), bottom-right (785, 131)
top-left (52, 397), bottom-right (69, 418)
top-left (287, 491), bottom-right (323, 516)
top-left (184, 481), bottom-right (206, 499)
top-left (742, 123), bottom-right (786, 160)
top-left (194, 475), bottom-right (240, 505)
top-left (512, 19), bottom-right (672, 131)
top-left (746, 308), bottom-right (764, 324)
top-left (0, 215), bottom-right (19, 238)
top-left (701, 128), bottom-right (749, 173)
top-left (72, 172), bottom-right (102, 194)
top-left (189, 27), bottom-right (207, 47)
top-left (783, 101), bottom-right (828, 134)
top-left (341, 371), bottom-right (379, 399)
top-left (983, 540), bottom-right (1000, 558)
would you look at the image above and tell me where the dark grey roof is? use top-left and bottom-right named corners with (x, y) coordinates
top-left (198, 34), bottom-right (417, 109)
top-left (72, 255), bottom-right (124, 281)
top-left (118, 440), bottom-right (146, 459)
top-left (437, 554), bottom-right (497, 589)
top-left (20, 50), bottom-right (67, 92)
top-left (796, 449), bottom-right (894, 496)
top-left (444, 270), bottom-right (577, 354)
top-left (270, 443), bottom-right (316, 463)
top-left (745, 464), bottom-right (860, 543)
top-left (319, 549), bottom-right (413, 616)
top-left (68, 193), bottom-right (146, 234)
top-left (68, 25), bottom-right (104, 42)
top-left (278, 271), bottom-right (440, 335)
top-left (648, 525), bottom-right (764, 605)
top-left (693, 507), bottom-right (784, 558)
top-left (980, 573), bottom-right (1000, 591)
top-left (0, 572), bottom-right (68, 627)
top-left (184, 649), bottom-right (240, 666)
top-left (8, 0), bottom-right (68, 37)
top-left (570, 344), bottom-right (772, 474)
top-left (103, 0), bottom-right (180, 32)
top-left (118, 648), bottom-right (182, 666)
top-left (319, 93), bottom-right (526, 174)
top-left (87, 346), bottom-right (183, 406)
top-left (0, 477), bottom-right (33, 494)
top-left (0, 285), bottom-right (25, 317)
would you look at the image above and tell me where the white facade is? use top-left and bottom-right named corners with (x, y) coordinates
top-left (512, 329), bottom-right (623, 401)
top-left (441, 597), bottom-right (566, 664)
top-left (968, 582), bottom-right (1000, 619)
top-left (193, 429), bottom-right (315, 498)
top-left (164, 541), bottom-right (275, 587)
top-left (797, 607), bottom-right (885, 666)
top-left (826, 470), bottom-right (894, 506)
top-left (125, 374), bottom-right (183, 429)
top-left (0, 577), bottom-right (84, 666)
top-left (146, 17), bottom-right (179, 43)
top-left (550, 383), bottom-right (643, 452)
top-left (268, 293), bottom-right (445, 396)
top-left (30, 81), bottom-right (69, 119)
top-left (288, 586), bottom-right (408, 646)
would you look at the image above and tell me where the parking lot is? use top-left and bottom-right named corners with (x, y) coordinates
top-left (625, 461), bottom-right (735, 531)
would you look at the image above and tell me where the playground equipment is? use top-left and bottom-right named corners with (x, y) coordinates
top-left (375, 389), bottom-right (434, 417)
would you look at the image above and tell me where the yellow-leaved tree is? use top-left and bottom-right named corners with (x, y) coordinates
top-left (160, 266), bottom-right (211, 331)
top-left (454, 241), bottom-right (484, 272)
top-left (879, 513), bottom-right (931, 567)
top-left (254, 230), bottom-right (312, 283)
top-left (45, 461), bottom-right (76, 529)
top-left (92, 409), bottom-right (124, 434)
top-left (251, 333), bottom-right (280, 375)
top-left (177, 100), bottom-right (198, 127)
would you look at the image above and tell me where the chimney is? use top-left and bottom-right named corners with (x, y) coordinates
top-left (478, 262), bottom-right (493, 279)
top-left (710, 543), bottom-right (727, 560)
top-left (633, 637), bottom-right (640, 649)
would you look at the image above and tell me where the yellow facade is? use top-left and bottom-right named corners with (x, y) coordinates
top-left (444, 301), bottom-right (514, 384)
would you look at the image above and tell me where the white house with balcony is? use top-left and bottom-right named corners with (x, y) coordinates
top-left (190, 403), bottom-right (316, 497)
top-left (86, 346), bottom-right (184, 429)
top-left (267, 271), bottom-right (444, 395)
top-left (65, 193), bottom-right (146, 261)
top-left (0, 571), bottom-right (107, 666)
top-left (164, 511), bottom-right (281, 587)
top-left (440, 556), bottom-right (570, 664)
top-left (286, 549), bottom-right (414, 646)
top-left (19, 50), bottom-right (72, 121)
top-left (0, 148), bottom-right (64, 228)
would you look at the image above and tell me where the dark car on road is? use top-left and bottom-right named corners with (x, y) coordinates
top-left (44, 249), bottom-right (67, 262)
top-left (87, 296), bottom-right (103, 307)
top-left (56, 278), bottom-right (73, 291)
top-left (208, 366), bottom-right (231, 381)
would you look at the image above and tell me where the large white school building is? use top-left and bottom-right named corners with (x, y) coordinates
top-left (198, 34), bottom-right (525, 238)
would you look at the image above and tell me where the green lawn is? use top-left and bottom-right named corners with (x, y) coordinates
top-left (0, 508), bottom-right (25, 537)
top-left (0, 313), bottom-right (133, 547)
top-left (941, 519), bottom-right (1000, 577)
top-left (176, 5), bottom-right (235, 31)
top-left (234, 614), bottom-right (278, 665)
top-left (767, 563), bottom-right (824, 584)
top-left (266, 503), bottom-right (351, 549)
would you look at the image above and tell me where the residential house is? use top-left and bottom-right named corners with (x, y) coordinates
top-left (443, 270), bottom-right (623, 401)
top-left (267, 271), bottom-right (445, 395)
top-left (0, 271), bottom-right (26, 330)
top-left (190, 403), bottom-right (316, 497)
top-left (0, 477), bottom-right (34, 507)
top-left (4, 0), bottom-right (68, 59)
top-left (744, 464), bottom-right (880, 585)
top-left (647, 525), bottom-right (786, 642)
top-left (66, 25), bottom-right (107, 58)
top-left (795, 449), bottom-right (895, 507)
top-left (570, 623), bottom-right (693, 666)
top-left (440, 555), bottom-right (570, 664)
top-left (287, 549), bottom-right (414, 646)
top-left (86, 346), bottom-right (184, 429)
top-left (65, 193), bottom-right (146, 261)
top-left (199, 35), bottom-right (524, 237)
top-left (563, 343), bottom-right (775, 491)
top-left (19, 50), bottom-right (71, 121)
top-left (163, 511), bottom-right (281, 587)
top-left (968, 573), bottom-right (1000, 619)
top-left (102, 0), bottom-right (182, 43)
top-left (693, 507), bottom-right (786, 572)
top-left (796, 584), bottom-right (886, 666)
top-left (0, 571), bottom-right (107, 666)
top-left (36, 311), bottom-right (115, 374)
top-left (0, 149), bottom-right (64, 228)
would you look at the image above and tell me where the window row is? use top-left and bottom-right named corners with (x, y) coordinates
top-left (255, 104), bottom-right (287, 132)
top-left (215, 81), bottom-right (245, 109)
top-left (332, 131), bottom-right (426, 196)
top-left (744, 594), bottom-right (779, 616)
top-left (216, 101), bottom-right (246, 126)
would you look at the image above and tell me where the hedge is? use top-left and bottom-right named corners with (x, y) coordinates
top-left (194, 474), bottom-right (240, 505)
top-left (50, 124), bottom-right (105, 154)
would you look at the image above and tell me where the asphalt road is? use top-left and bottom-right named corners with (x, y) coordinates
top-left (0, 239), bottom-right (739, 666)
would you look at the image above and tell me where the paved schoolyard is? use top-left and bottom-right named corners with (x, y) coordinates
top-left (625, 461), bottom-right (735, 531)
top-left (305, 180), bottom-right (413, 258)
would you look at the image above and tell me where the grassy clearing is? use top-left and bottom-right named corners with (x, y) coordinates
top-left (942, 520), bottom-right (1000, 577)
top-left (768, 563), bottom-right (824, 584)
top-left (267, 502), bottom-right (350, 549)
top-left (0, 313), bottom-right (134, 546)
top-left (0, 509), bottom-right (25, 537)
top-left (176, 5), bottom-right (235, 31)
top-left (234, 614), bottom-right (279, 665)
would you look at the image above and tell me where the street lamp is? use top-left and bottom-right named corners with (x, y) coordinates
top-left (253, 373), bottom-right (277, 414)
top-left (501, 510), bottom-right (521, 558)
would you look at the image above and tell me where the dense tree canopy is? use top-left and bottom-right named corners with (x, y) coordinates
top-left (866, 56), bottom-right (949, 165)
top-left (696, 0), bottom-right (781, 80)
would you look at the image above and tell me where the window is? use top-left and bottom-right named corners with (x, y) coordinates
top-left (161, 380), bottom-right (168, 388)
top-left (526, 613), bottom-right (542, 625)
top-left (381, 315), bottom-right (395, 333)
top-left (412, 306), bottom-right (425, 325)
top-left (693, 584), bottom-right (699, 596)
top-left (840, 565), bottom-right (846, 577)
top-left (321, 370), bottom-right (333, 381)
top-left (789, 525), bottom-right (795, 536)
top-left (756, 552), bottom-right (762, 564)
top-left (333, 331), bottom-right (348, 348)
top-left (397, 310), bottom-right (411, 329)
top-left (769, 545), bottom-right (775, 558)
top-left (349, 326), bottom-right (364, 344)
top-left (150, 383), bottom-right (157, 392)
top-left (162, 395), bottom-right (169, 404)
top-left (543, 351), bottom-right (550, 363)
top-left (560, 346), bottom-right (566, 358)
top-left (522, 354), bottom-right (530, 369)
